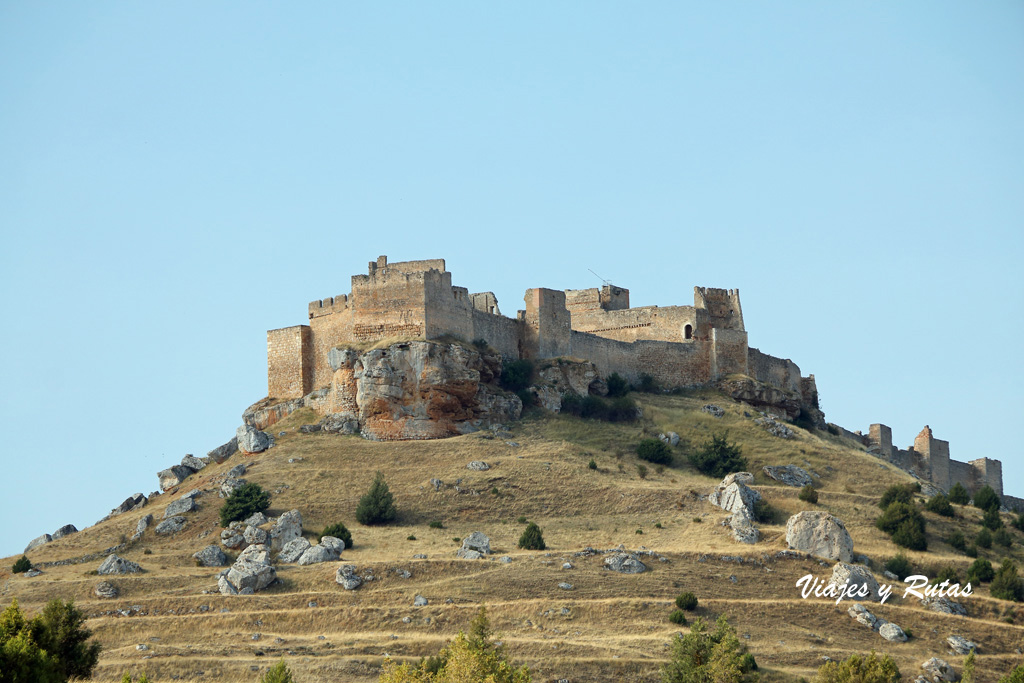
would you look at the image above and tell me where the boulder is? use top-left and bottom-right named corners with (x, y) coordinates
top-left (762, 465), bottom-right (813, 487)
top-left (94, 581), bottom-right (118, 598)
top-left (270, 510), bottom-right (303, 550)
top-left (181, 454), bottom-right (208, 471)
top-left (921, 596), bottom-right (967, 616)
top-left (226, 463), bottom-right (247, 478)
top-left (220, 544), bottom-right (276, 595)
top-left (320, 413), bottom-right (359, 435)
top-left (946, 635), bottom-right (976, 655)
top-left (237, 424), bottom-right (272, 454)
top-left (243, 525), bottom-right (268, 546)
top-left (414, 594), bottom-right (428, 606)
top-left (52, 524), bottom-right (78, 540)
top-left (278, 538), bottom-right (312, 563)
top-left (207, 436), bottom-right (239, 463)
top-left (111, 493), bottom-right (148, 516)
top-left (755, 416), bottom-right (794, 439)
top-left (193, 545), bottom-right (228, 567)
top-left (702, 404), bottom-right (725, 418)
top-left (848, 603), bottom-right (878, 628)
top-left (920, 658), bottom-right (956, 683)
top-left (155, 516), bottom-right (187, 535)
top-left (221, 528), bottom-right (246, 550)
top-left (729, 513), bottom-right (759, 544)
top-left (164, 496), bottom-right (197, 518)
top-left (135, 514), bottom-right (153, 536)
top-left (220, 477), bottom-right (246, 497)
top-left (658, 432), bottom-right (680, 447)
top-left (319, 536), bottom-right (345, 555)
top-left (98, 554), bottom-right (142, 575)
top-left (467, 461), bottom-right (490, 471)
top-left (785, 511), bottom-right (854, 562)
top-left (336, 565), bottom-right (363, 590)
top-left (558, 582), bottom-right (574, 590)
top-left (243, 512), bottom-right (268, 527)
top-left (709, 480), bottom-right (761, 516)
top-left (298, 545), bottom-right (337, 565)
top-left (604, 552), bottom-right (648, 574)
top-left (158, 464), bottom-right (195, 491)
top-left (827, 562), bottom-right (880, 602)
top-left (879, 622), bottom-right (907, 642)
top-left (458, 532), bottom-right (491, 558)
top-left (24, 534), bottom-right (51, 552)
top-left (299, 424), bottom-right (322, 433)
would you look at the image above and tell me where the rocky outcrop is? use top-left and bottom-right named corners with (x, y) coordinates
top-left (946, 635), bottom-right (976, 655)
top-left (828, 562), bottom-right (880, 602)
top-left (762, 465), bottom-right (813, 487)
top-left (457, 532), bottom-right (492, 559)
top-left (920, 658), bottom-right (956, 682)
top-left (467, 461), bottom-right (490, 471)
top-left (164, 496), bottom-right (197, 518)
top-left (155, 516), bottom-right (187, 535)
top-left (529, 360), bottom-right (607, 412)
top-left (193, 545), bottom-right (228, 567)
top-left (219, 544), bottom-right (276, 595)
top-left (94, 581), bottom-right (119, 598)
top-left (878, 622), bottom-right (907, 642)
top-left (604, 552), bottom-right (648, 574)
top-left (278, 538), bottom-right (312, 563)
top-left (718, 377), bottom-right (801, 419)
top-left (98, 554), bottom-right (142, 575)
top-left (25, 534), bottom-right (51, 552)
top-left (110, 493), bottom-right (148, 517)
top-left (785, 511), bottom-right (853, 562)
top-left (659, 432), bottom-right (680, 447)
top-left (52, 524), bottom-right (78, 540)
top-left (336, 565), bottom-right (362, 590)
top-left (709, 473), bottom-right (761, 545)
top-left (319, 536), bottom-right (345, 556)
top-left (158, 465), bottom-right (194, 491)
top-left (237, 424), bottom-right (272, 454)
top-left (207, 436), bottom-right (239, 463)
top-left (297, 544), bottom-right (338, 565)
top-left (270, 510), bottom-right (302, 550)
top-left (181, 454), bottom-right (208, 471)
top-left (922, 596), bottom-right (967, 616)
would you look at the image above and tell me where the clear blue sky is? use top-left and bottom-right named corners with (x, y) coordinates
top-left (1, 3), bottom-right (1021, 558)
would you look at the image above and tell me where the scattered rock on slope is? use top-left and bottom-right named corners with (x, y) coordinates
top-left (158, 464), bottom-right (195, 491)
top-left (94, 581), bottom-right (119, 598)
top-left (193, 545), bottom-right (228, 567)
top-left (762, 465), bottom-right (813, 487)
top-left (110, 493), bottom-right (148, 517)
top-left (155, 516), bottom-right (187, 535)
top-left (219, 544), bottom-right (276, 595)
top-left (827, 562), bottom-right (880, 602)
top-left (164, 496), bottom-right (197, 518)
top-left (237, 424), bottom-right (272, 454)
top-left (336, 565), bottom-right (362, 590)
top-left (24, 534), bottom-right (51, 552)
top-left (52, 524), bottom-right (78, 540)
top-left (270, 510), bottom-right (302, 550)
top-left (207, 436), bottom-right (239, 463)
top-left (457, 532), bottom-right (491, 559)
top-left (785, 510), bottom-right (853, 562)
top-left (98, 554), bottom-right (142, 575)
top-left (604, 552), bottom-right (648, 574)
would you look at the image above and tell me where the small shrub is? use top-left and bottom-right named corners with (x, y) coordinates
top-left (876, 501), bottom-right (926, 549)
top-left (977, 528), bottom-right (993, 549)
top-left (518, 522), bottom-right (546, 550)
top-left (260, 659), bottom-right (295, 683)
top-left (739, 652), bottom-right (758, 673)
top-left (925, 494), bottom-right (955, 517)
top-left (637, 373), bottom-right (659, 393)
top-left (974, 485), bottom-right (1001, 512)
top-left (636, 439), bottom-right (671, 465)
top-left (429, 520), bottom-right (444, 529)
top-left (884, 553), bottom-right (913, 580)
top-left (991, 559), bottom-right (1024, 602)
top-left (949, 482), bottom-right (971, 505)
top-left (321, 522), bottom-right (353, 549)
top-left (605, 396), bottom-right (638, 422)
top-left (453, 537), bottom-right (461, 543)
top-left (491, 486), bottom-right (500, 496)
top-left (471, 338), bottom-right (489, 351)
top-left (878, 483), bottom-right (917, 510)
top-left (606, 372), bottom-right (629, 398)
top-left (516, 515), bottom-right (528, 524)
top-left (143, 548), bottom-right (153, 555)
top-left (996, 528), bottom-right (1013, 547)
top-left (967, 558), bottom-right (995, 584)
top-left (983, 507), bottom-right (1004, 531)
top-left (637, 464), bottom-right (648, 479)
top-left (892, 518), bottom-right (928, 551)
top-left (499, 358), bottom-right (533, 392)
top-left (675, 592), bottom-right (698, 610)
top-left (355, 471), bottom-right (398, 526)
top-left (931, 565), bottom-right (960, 585)
top-left (814, 651), bottom-right (901, 683)
top-left (655, 522), bottom-right (663, 529)
top-left (693, 517), bottom-right (702, 523)
top-left (1015, 512), bottom-right (1024, 532)
top-left (688, 432), bottom-right (746, 479)
top-left (753, 499), bottom-right (776, 524)
top-left (948, 531), bottom-right (967, 553)
top-left (407, 535), bottom-right (416, 541)
top-left (636, 529), bottom-right (644, 535)
top-left (12, 555), bottom-right (31, 573)
top-left (588, 459), bottom-right (597, 470)
top-left (799, 484), bottom-right (819, 504)
top-left (219, 482), bottom-right (271, 526)
top-left (516, 388), bottom-right (534, 407)
top-left (1000, 665), bottom-right (1024, 683)
top-left (966, 544), bottom-right (979, 558)
top-left (668, 609), bottom-right (688, 625)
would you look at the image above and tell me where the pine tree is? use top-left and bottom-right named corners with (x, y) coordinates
top-left (356, 472), bottom-right (398, 525)
top-left (517, 522), bottom-right (546, 550)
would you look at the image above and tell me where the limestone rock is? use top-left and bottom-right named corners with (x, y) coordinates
top-left (558, 582), bottom-right (574, 590)
top-left (920, 658), bottom-right (956, 682)
top-left (98, 554), bottom-right (142, 575)
top-left (946, 635), bottom-right (976, 655)
top-left (729, 513), bottom-right (759, 544)
top-left (243, 512), bottom-right (268, 527)
top-left (921, 596), bottom-right (968, 616)
top-left (226, 463), bottom-right (247, 478)
top-left (270, 509), bottom-right (302, 550)
top-left (604, 552), bottom-right (648, 574)
top-left (721, 472), bottom-right (754, 486)
top-left (220, 477), bottom-right (246, 498)
top-left (709, 477), bottom-right (761, 516)
top-left (320, 413), bottom-right (359, 434)
top-left (24, 534), bottom-right (51, 552)
top-left (221, 528), bottom-right (246, 550)
top-left (762, 465), bottom-right (813, 487)
top-left (158, 464), bottom-right (195, 491)
top-left (237, 424), bottom-right (272, 454)
top-left (658, 432), bottom-right (680, 447)
top-left (193, 545), bottom-right (228, 567)
top-left (717, 377), bottom-right (802, 420)
top-left (458, 532), bottom-right (491, 558)
top-left (155, 516), bottom-right (187, 535)
top-left (278, 538), bottom-right (312, 563)
top-left (111, 493), bottom-right (148, 516)
top-left (336, 565), bottom-right (362, 590)
top-left (785, 511), bottom-right (854, 562)
top-left (533, 361), bottom-right (607, 413)
top-left (319, 536), bottom-right (345, 555)
top-left (243, 525), bottom-right (268, 546)
top-left (52, 524), bottom-right (78, 540)
top-left (164, 496), bottom-right (197, 518)
top-left (298, 544), bottom-right (338, 565)
top-left (181, 454), bottom-right (208, 471)
top-left (467, 461), bottom-right (490, 471)
top-left (414, 594), bottom-right (428, 606)
top-left (136, 515), bottom-right (153, 536)
top-left (701, 404), bottom-right (725, 418)
top-left (207, 436), bottom-right (238, 463)
top-left (220, 544), bottom-right (276, 595)
top-left (879, 622), bottom-right (907, 642)
top-left (94, 581), bottom-right (119, 598)
top-left (827, 562), bottom-right (880, 602)
top-left (755, 416), bottom-right (795, 439)
top-left (848, 603), bottom-right (877, 628)
top-left (299, 424), bottom-right (321, 433)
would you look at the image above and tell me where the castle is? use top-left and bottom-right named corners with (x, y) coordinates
top-left (265, 255), bottom-right (1012, 505)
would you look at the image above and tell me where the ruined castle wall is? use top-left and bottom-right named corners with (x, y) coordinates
top-left (1004, 495), bottom-right (1024, 512)
top-left (710, 328), bottom-right (749, 378)
top-left (748, 348), bottom-right (802, 393)
top-left (381, 258), bottom-right (446, 274)
top-left (948, 460), bottom-right (976, 494)
top-left (868, 424), bottom-right (894, 457)
top-left (568, 304), bottom-right (698, 344)
top-left (568, 331), bottom-right (711, 387)
top-left (350, 269), bottom-right (428, 342)
top-left (524, 288), bottom-right (571, 359)
top-left (695, 287), bottom-right (744, 331)
top-left (832, 424), bottom-right (868, 447)
top-left (969, 458), bottom-right (1003, 496)
top-left (470, 309), bottom-right (521, 359)
top-left (267, 325), bottom-right (312, 399)
top-left (422, 273), bottom-right (475, 341)
top-left (308, 305), bottom-right (354, 390)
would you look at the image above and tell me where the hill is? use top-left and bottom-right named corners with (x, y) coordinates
top-left (3, 388), bottom-right (1022, 682)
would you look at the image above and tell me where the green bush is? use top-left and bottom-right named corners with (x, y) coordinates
top-left (966, 544), bottom-right (979, 558)
top-left (999, 664), bottom-right (1024, 683)
top-left (892, 518), bottom-right (927, 551)
top-left (661, 616), bottom-right (753, 683)
top-left (637, 464), bottom-right (648, 479)
top-left (429, 520), bottom-right (444, 529)
top-left (688, 432), bottom-right (746, 479)
top-left (983, 507), bottom-right (1004, 531)
top-left (518, 522), bottom-right (546, 550)
top-left (320, 522), bottom-right (353, 549)
top-left (219, 482), bottom-right (271, 527)
top-left (878, 483), bottom-right (917, 510)
top-left (407, 535), bottom-right (416, 541)
top-left (668, 609), bottom-right (688, 625)
top-left (1015, 512), bottom-right (1024, 532)
top-left (991, 559), bottom-right (1024, 602)
top-left (606, 372), bottom-right (629, 398)
top-left (974, 485), bottom-right (1001, 512)
top-left (995, 528), bottom-right (1013, 547)
top-left (675, 592), bottom-right (698, 611)
top-left (636, 439), bottom-right (672, 465)
top-left (12, 556), bottom-right (31, 574)
top-left (753, 499), bottom-right (776, 524)
top-left (949, 482), bottom-right (971, 505)
top-left (931, 565), bottom-right (960, 585)
top-left (948, 531), bottom-right (968, 553)
top-left (977, 528), bottom-right (993, 549)
top-left (471, 338), bottom-right (489, 351)
top-left (605, 396), bottom-right (639, 422)
top-left (814, 651), bottom-right (901, 683)
top-left (0, 598), bottom-right (103, 682)
top-left (739, 652), bottom-right (758, 674)
top-left (260, 659), bottom-right (295, 683)
top-left (925, 494), bottom-right (955, 517)
top-left (516, 515), bottom-right (527, 524)
top-left (636, 373), bottom-right (659, 393)
top-left (884, 553), bottom-right (913, 580)
top-left (798, 485), bottom-right (819, 504)
top-left (587, 459), bottom-right (597, 470)
top-left (561, 393), bottom-right (637, 422)
top-left (967, 558), bottom-right (995, 584)
top-left (499, 359), bottom-right (533, 392)
top-left (355, 471), bottom-right (398, 526)
top-left (876, 501), bottom-right (925, 537)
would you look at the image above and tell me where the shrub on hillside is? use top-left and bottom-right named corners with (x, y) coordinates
top-left (320, 522), bottom-right (353, 549)
top-left (675, 592), bottom-right (698, 611)
top-left (878, 483), bottom-right (918, 510)
top-left (925, 494), bottom-right (955, 517)
top-left (967, 558), bottom-right (995, 584)
top-left (561, 393), bottom-right (637, 422)
top-left (606, 372), bottom-right (629, 398)
top-left (499, 359), bottom-right (533, 392)
top-left (636, 439), bottom-right (672, 465)
top-left (931, 565), bottom-right (960, 585)
top-left (1000, 665), bottom-right (1024, 683)
top-left (948, 531), bottom-right (968, 553)
top-left (991, 559), bottom-right (1024, 602)
top-left (356, 472), bottom-right (398, 526)
top-left (974, 485), bottom-right (1001, 512)
top-left (875, 501), bottom-right (924, 535)
top-left (636, 373), bottom-right (659, 393)
top-left (1015, 512), bottom-right (1024, 532)
top-left (12, 555), bottom-right (31, 574)
top-left (798, 484), bottom-right (819, 504)
top-left (688, 432), bottom-right (746, 479)
top-left (0, 598), bottom-right (102, 683)
top-left (995, 528), bottom-right (1013, 548)
top-left (261, 660), bottom-right (295, 683)
top-left (661, 615), bottom-right (754, 683)
top-left (983, 507), bottom-right (1004, 531)
top-left (976, 528), bottom-right (993, 549)
top-left (892, 519), bottom-right (928, 551)
top-left (518, 522), bottom-right (546, 550)
top-left (668, 609), bottom-right (688, 625)
top-left (949, 482), bottom-right (971, 505)
top-left (884, 553), bottom-right (913, 580)
top-left (219, 482), bottom-right (271, 527)
top-left (813, 651), bottom-right (901, 683)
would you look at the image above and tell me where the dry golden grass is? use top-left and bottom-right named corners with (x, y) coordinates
top-left (2, 390), bottom-right (1023, 682)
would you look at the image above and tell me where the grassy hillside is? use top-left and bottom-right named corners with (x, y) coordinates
top-left (3, 389), bottom-right (1022, 682)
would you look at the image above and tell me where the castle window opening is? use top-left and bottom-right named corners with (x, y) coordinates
top-left (684, 324), bottom-right (692, 340)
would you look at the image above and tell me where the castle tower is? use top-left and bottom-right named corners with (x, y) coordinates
top-left (522, 288), bottom-right (571, 359)
top-left (914, 426), bottom-right (951, 492)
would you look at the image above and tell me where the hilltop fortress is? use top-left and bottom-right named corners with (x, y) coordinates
top-left (263, 255), bottom-right (1012, 506)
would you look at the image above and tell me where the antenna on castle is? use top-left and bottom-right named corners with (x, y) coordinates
top-left (588, 269), bottom-right (613, 287)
